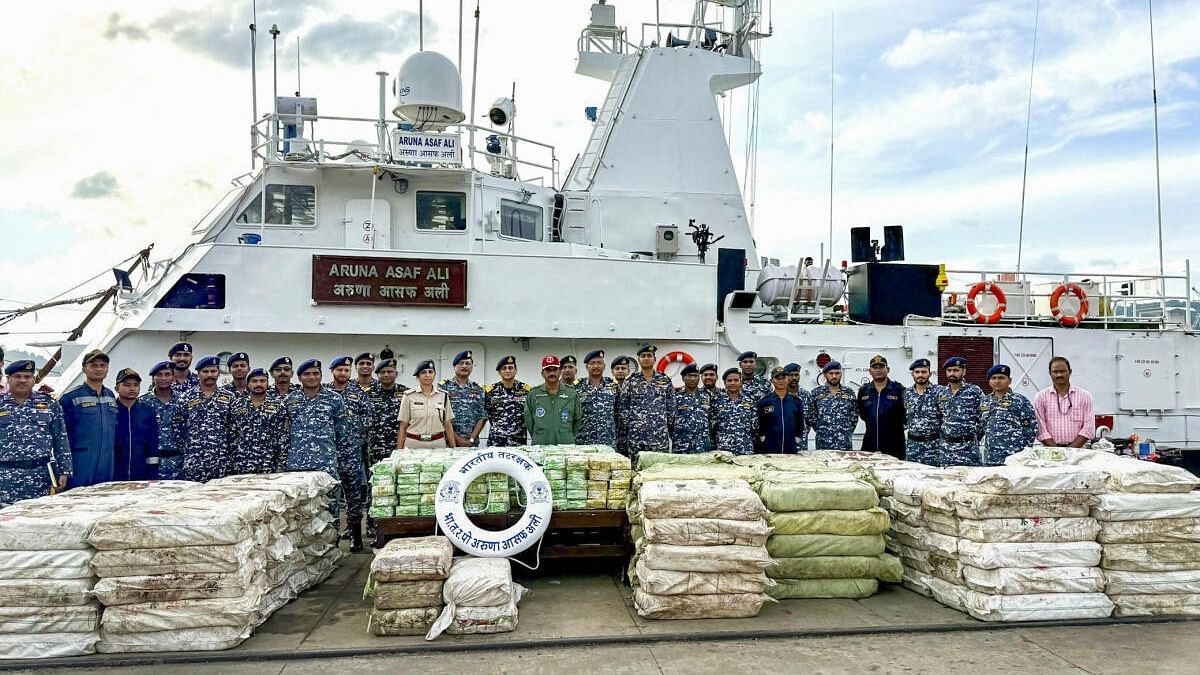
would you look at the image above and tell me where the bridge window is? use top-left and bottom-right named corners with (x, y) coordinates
top-left (155, 274), bottom-right (226, 309)
top-left (236, 184), bottom-right (316, 226)
top-left (500, 199), bottom-right (543, 241)
top-left (416, 191), bottom-right (466, 231)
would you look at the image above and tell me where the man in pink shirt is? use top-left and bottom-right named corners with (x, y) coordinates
top-left (1033, 357), bottom-right (1095, 448)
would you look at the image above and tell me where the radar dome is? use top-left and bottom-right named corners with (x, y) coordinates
top-left (393, 51), bottom-right (465, 128)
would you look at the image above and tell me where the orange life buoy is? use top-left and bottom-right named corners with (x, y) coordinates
top-left (965, 281), bottom-right (1007, 324)
top-left (655, 350), bottom-right (695, 374)
top-left (1050, 283), bottom-right (1089, 327)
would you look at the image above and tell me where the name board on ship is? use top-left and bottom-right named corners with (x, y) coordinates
top-left (311, 255), bottom-right (467, 307)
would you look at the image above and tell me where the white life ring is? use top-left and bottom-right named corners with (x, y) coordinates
top-left (435, 448), bottom-right (553, 557)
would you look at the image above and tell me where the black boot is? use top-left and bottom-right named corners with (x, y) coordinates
top-left (350, 522), bottom-right (364, 553)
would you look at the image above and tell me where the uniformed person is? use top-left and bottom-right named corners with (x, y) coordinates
top-left (713, 368), bottom-right (758, 455)
top-left (484, 355), bottom-right (531, 446)
top-left (617, 345), bottom-right (675, 461)
top-left (365, 358), bottom-right (407, 541)
top-left (609, 355), bottom-right (633, 454)
top-left (268, 356), bottom-right (298, 401)
top-left (284, 359), bottom-right (353, 529)
top-left (937, 356), bottom-right (985, 467)
top-left (784, 363), bottom-right (813, 450)
top-left (0, 360), bottom-right (71, 506)
top-left (397, 360), bottom-right (456, 450)
top-left (60, 348), bottom-right (118, 487)
top-left (220, 351), bottom-right (251, 396)
top-left (737, 351), bottom-right (772, 402)
top-left (173, 355), bottom-right (236, 482)
top-left (671, 363), bottom-right (713, 453)
top-left (903, 359), bottom-right (942, 465)
top-left (576, 349), bottom-right (619, 446)
top-left (140, 361), bottom-right (183, 479)
top-left (980, 364), bottom-right (1038, 466)
top-left (325, 356), bottom-right (369, 546)
top-left (355, 352), bottom-right (378, 390)
top-left (442, 350), bottom-right (486, 447)
top-left (699, 363), bottom-right (721, 399)
top-left (229, 368), bottom-right (289, 475)
top-left (113, 368), bottom-right (160, 481)
top-left (559, 355), bottom-right (579, 387)
top-left (610, 355), bottom-right (632, 385)
top-left (809, 361), bottom-right (859, 450)
top-left (857, 355), bottom-right (907, 459)
top-left (168, 342), bottom-right (199, 397)
top-left (757, 366), bottom-right (806, 454)
top-left (524, 356), bottom-right (583, 444)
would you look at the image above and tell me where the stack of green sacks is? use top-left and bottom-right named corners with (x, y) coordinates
top-left (758, 471), bottom-right (901, 599)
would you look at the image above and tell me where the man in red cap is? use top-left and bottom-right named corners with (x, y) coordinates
top-left (523, 356), bottom-right (582, 445)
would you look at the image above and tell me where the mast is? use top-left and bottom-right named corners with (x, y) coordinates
top-left (1148, 0), bottom-right (1166, 318)
top-left (1015, 0), bottom-right (1040, 277)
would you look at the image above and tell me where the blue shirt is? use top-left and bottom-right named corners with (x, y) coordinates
top-left (857, 379), bottom-right (907, 458)
top-left (756, 392), bottom-right (805, 454)
top-left (114, 400), bottom-right (159, 481)
top-left (60, 383), bottom-right (118, 487)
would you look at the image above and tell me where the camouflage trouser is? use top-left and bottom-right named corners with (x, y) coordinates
top-left (486, 434), bottom-right (526, 447)
top-left (814, 431), bottom-right (853, 451)
top-left (982, 441), bottom-right (1022, 467)
top-left (157, 455), bottom-right (185, 481)
top-left (627, 442), bottom-right (669, 470)
top-left (0, 467), bottom-right (51, 507)
top-left (939, 439), bottom-right (982, 467)
top-left (338, 470), bottom-right (366, 534)
top-left (905, 438), bottom-right (940, 466)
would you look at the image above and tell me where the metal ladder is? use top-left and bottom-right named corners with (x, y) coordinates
top-left (567, 51), bottom-right (643, 191)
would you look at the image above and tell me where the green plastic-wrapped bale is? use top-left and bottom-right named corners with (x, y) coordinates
top-left (369, 505), bottom-right (394, 518)
top-left (371, 460), bottom-right (397, 477)
top-left (394, 504), bottom-right (419, 517)
top-left (767, 578), bottom-right (879, 600)
top-left (767, 554), bottom-right (903, 582)
top-left (372, 495), bottom-right (398, 507)
top-left (371, 483), bottom-right (396, 497)
top-left (636, 451), bottom-right (733, 471)
top-left (767, 508), bottom-right (891, 536)
top-left (766, 534), bottom-right (887, 558)
top-left (758, 477), bottom-right (879, 512)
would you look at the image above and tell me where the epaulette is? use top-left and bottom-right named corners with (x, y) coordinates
top-left (485, 384), bottom-right (494, 394)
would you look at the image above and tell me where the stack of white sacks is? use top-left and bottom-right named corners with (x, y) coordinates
top-left (892, 464), bottom-right (1114, 621)
top-left (367, 536), bottom-right (453, 636)
top-left (882, 469), bottom-right (960, 597)
top-left (426, 557), bottom-right (525, 640)
top-left (632, 479), bottom-right (774, 619)
top-left (87, 472), bottom-right (339, 653)
top-left (0, 481), bottom-right (195, 659)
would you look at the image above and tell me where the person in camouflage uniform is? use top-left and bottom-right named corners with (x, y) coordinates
top-left (617, 345), bottom-right (675, 462)
top-left (0, 360), bottom-right (71, 506)
top-left (173, 355), bottom-right (236, 482)
top-left (903, 358), bottom-right (942, 465)
top-left (609, 355), bottom-right (632, 453)
top-left (285, 359), bottom-right (354, 543)
top-left (937, 356), bottom-right (985, 467)
top-left (980, 364), bottom-right (1038, 466)
top-left (268, 356), bottom-right (299, 401)
top-left (168, 342), bottom-right (199, 398)
top-left (700, 363), bottom-right (722, 399)
top-left (737, 351), bottom-right (772, 402)
top-left (559, 355), bottom-right (579, 388)
top-left (220, 351), bottom-right (251, 396)
top-left (442, 350), bottom-right (486, 446)
top-left (325, 355), bottom-right (369, 550)
top-left (576, 350), bottom-right (619, 446)
top-left (140, 361), bottom-right (183, 479)
top-left (365, 358), bottom-right (406, 540)
top-left (809, 361), bottom-right (859, 450)
top-left (671, 363), bottom-right (713, 453)
top-left (228, 368), bottom-right (289, 474)
top-left (784, 362), bottom-right (813, 450)
top-left (483, 355), bottom-right (530, 447)
top-left (355, 352), bottom-right (379, 391)
top-left (712, 368), bottom-right (758, 455)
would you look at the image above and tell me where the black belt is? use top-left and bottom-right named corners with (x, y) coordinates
top-left (943, 435), bottom-right (974, 443)
top-left (908, 433), bottom-right (939, 442)
top-left (158, 450), bottom-right (182, 458)
top-left (0, 459), bottom-right (49, 470)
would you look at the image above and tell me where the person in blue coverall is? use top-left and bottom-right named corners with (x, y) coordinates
top-left (756, 366), bottom-right (806, 454)
top-left (112, 368), bottom-right (159, 481)
top-left (857, 354), bottom-right (908, 459)
top-left (60, 349), bottom-right (118, 487)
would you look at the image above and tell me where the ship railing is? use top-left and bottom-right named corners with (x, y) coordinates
top-left (639, 22), bottom-right (735, 50)
top-left (577, 24), bottom-right (632, 55)
top-left (250, 113), bottom-right (559, 187)
top-left (943, 263), bottom-right (1194, 330)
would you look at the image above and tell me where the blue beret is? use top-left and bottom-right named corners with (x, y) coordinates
top-left (414, 359), bottom-right (436, 376)
top-left (611, 355), bottom-right (631, 369)
top-left (115, 367), bottom-right (141, 383)
top-left (943, 356), bottom-right (967, 369)
top-left (821, 360), bottom-right (842, 374)
top-left (375, 358), bottom-right (397, 374)
top-left (452, 350), bottom-right (473, 366)
top-left (248, 368), bottom-right (268, 379)
top-left (699, 363), bottom-right (718, 374)
top-left (4, 360), bottom-right (35, 376)
top-left (195, 355), bottom-right (221, 371)
top-left (168, 342), bottom-right (192, 357)
top-left (496, 355), bottom-right (517, 371)
top-left (355, 352), bottom-right (375, 364)
top-left (636, 344), bottom-right (657, 356)
top-left (227, 352), bottom-right (250, 366)
top-left (722, 367), bottom-right (741, 380)
top-left (987, 364), bottom-right (1011, 378)
top-left (680, 364), bottom-right (699, 376)
top-left (149, 360), bottom-right (173, 376)
top-left (330, 355), bottom-right (353, 370)
top-left (270, 356), bottom-right (292, 371)
top-left (783, 363), bottom-right (800, 373)
top-left (909, 358), bottom-right (931, 371)
top-left (584, 349), bottom-right (605, 364)
top-left (560, 355), bottom-right (577, 365)
top-left (737, 351), bottom-right (757, 361)
top-left (296, 359), bottom-right (322, 375)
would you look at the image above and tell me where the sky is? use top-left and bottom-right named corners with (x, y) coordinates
top-left (2, 0), bottom-right (1199, 355)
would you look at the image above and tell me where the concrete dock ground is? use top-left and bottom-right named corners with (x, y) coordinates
top-left (6, 551), bottom-right (1198, 673)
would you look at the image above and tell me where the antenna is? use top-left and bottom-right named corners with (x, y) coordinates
top-left (827, 12), bottom-right (835, 261)
top-left (248, 1), bottom-right (258, 169)
top-left (270, 24), bottom-right (280, 105)
top-left (458, 0), bottom-right (463, 74)
top-left (1148, 0), bottom-right (1166, 314)
top-left (1015, 0), bottom-right (1040, 277)
top-left (419, 0), bottom-right (424, 51)
top-left (468, 1), bottom-right (481, 171)
top-left (295, 36), bottom-right (301, 95)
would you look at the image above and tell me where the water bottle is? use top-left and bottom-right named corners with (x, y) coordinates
top-left (1138, 441), bottom-right (1152, 459)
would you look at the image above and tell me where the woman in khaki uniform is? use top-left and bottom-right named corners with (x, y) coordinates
top-left (396, 360), bottom-right (457, 450)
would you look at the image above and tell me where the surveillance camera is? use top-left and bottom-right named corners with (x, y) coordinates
top-left (487, 97), bottom-right (515, 127)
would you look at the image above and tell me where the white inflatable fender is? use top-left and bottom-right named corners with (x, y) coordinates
top-left (435, 448), bottom-right (553, 557)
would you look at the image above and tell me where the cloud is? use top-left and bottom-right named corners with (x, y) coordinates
top-left (102, 13), bottom-right (149, 41)
top-left (301, 12), bottom-right (428, 64)
top-left (882, 28), bottom-right (976, 68)
top-left (70, 172), bottom-right (119, 199)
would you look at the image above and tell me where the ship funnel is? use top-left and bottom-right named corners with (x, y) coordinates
top-left (393, 51), bottom-right (465, 129)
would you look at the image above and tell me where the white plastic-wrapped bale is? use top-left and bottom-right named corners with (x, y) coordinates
top-left (89, 472), bottom-right (338, 653)
top-left (367, 536), bottom-right (453, 636)
top-left (0, 480), bottom-right (197, 659)
top-left (426, 557), bottom-right (525, 639)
